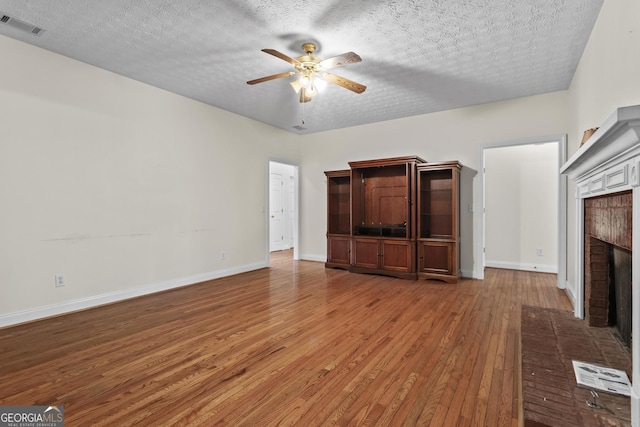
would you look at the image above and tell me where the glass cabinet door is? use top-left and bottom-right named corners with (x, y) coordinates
top-left (419, 169), bottom-right (453, 239)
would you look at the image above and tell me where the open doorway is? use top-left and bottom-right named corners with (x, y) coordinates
top-left (268, 161), bottom-right (299, 260)
top-left (475, 135), bottom-right (567, 288)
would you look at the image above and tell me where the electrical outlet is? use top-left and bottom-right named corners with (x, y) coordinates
top-left (54, 274), bottom-right (65, 287)
top-left (220, 251), bottom-right (225, 260)
top-left (536, 248), bottom-right (543, 256)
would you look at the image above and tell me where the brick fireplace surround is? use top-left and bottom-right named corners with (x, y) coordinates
top-left (584, 191), bottom-right (632, 328)
top-left (561, 105), bottom-right (640, 426)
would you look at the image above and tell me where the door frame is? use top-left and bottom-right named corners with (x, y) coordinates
top-left (474, 134), bottom-right (567, 289)
top-left (268, 160), bottom-right (300, 260)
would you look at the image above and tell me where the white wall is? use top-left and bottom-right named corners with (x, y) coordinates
top-left (484, 143), bottom-right (558, 272)
top-left (0, 35), bottom-right (301, 325)
top-left (565, 0), bottom-right (640, 303)
top-left (299, 91), bottom-right (569, 277)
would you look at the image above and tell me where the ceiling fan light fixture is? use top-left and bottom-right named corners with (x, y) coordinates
top-left (299, 73), bottom-right (313, 88)
top-left (314, 77), bottom-right (327, 92)
top-left (306, 85), bottom-right (318, 97)
top-left (290, 79), bottom-right (301, 94)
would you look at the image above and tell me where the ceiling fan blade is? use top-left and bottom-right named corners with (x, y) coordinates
top-left (247, 71), bottom-right (295, 85)
top-left (300, 87), bottom-right (313, 103)
top-left (262, 49), bottom-right (301, 66)
top-left (321, 73), bottom-right (367, 94)
top-left (319, 52), bottom-right (362, 70)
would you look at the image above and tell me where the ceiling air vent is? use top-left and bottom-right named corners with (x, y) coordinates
top-left (0, 13), bottom-right (45, 36)
top-left (292, 125), bottom-right (306, 131)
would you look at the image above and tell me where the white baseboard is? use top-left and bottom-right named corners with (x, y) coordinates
top-left (461, 269), bottom-right (475, 279)
top-left (564, 281), bottom-right (576, 306)
top-left (299, 254), bottom-right (326, 262)
top-left (0, 262), bottom-right (268, 328)
top-left (485, 260), bottom-right (557, 274)
top-left (632, 388), bottom-right (640, 427)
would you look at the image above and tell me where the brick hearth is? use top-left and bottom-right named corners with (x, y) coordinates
top-left (522, 305), bottom-right (631, 427)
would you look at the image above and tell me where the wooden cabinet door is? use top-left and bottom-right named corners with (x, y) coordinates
top-left (419, 241), bottom-right (454, 275)
top-left (327, 236), bottom-right (351, 266)
top-left (352, 238), bottom-right (380, 269)
top-left (380, 240), bottom-right (414, 272)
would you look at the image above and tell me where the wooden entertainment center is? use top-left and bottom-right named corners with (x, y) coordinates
top-left (325, 156), bottom-right (463, 282)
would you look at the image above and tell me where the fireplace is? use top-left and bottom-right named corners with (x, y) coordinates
top-left (561, 105), bottom-right (640, 425)
top-left (583, 191), bottom-right (632, 347)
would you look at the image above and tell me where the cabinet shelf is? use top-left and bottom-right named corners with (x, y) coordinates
top-left (355, 224), bottom-right (407, 238)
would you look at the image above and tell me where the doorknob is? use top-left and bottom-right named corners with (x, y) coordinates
top-left (271, 215), bottom-right (275, 218)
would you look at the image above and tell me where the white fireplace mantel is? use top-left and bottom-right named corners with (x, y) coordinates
top-left (561, 105), bottom-right (640, 193)
top-left (561, 104), bottom-right (640, 426)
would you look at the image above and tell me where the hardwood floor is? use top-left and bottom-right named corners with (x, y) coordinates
top-left (0, 252), bottom-right (572, 426)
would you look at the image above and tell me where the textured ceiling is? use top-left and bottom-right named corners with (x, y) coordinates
top-left (0, 1), bottom-right (603, 134)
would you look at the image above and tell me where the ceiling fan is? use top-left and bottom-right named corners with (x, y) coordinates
top-left (247, 43), bottom-right (366, 103)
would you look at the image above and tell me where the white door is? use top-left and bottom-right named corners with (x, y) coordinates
top-left (270, 171), bottom-right (285, 252)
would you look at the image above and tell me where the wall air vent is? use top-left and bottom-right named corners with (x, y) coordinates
top-left (0, 13), bottom-right (45, 36)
